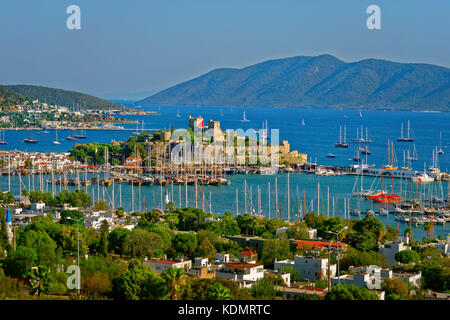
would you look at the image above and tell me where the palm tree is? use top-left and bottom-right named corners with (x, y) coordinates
top-left (208, 282), bottom-right (231, 300)
top-left (162, 267), bottom-right (185, 300)
top-left (423, 222), bottom-right (431, 240)
top-left (28, 266), bottom-right (50, 296)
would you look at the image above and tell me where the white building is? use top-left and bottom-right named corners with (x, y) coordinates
top-left (379, 240), bottom-right (411, 267)
top-left (194, 257), bottom-right (209, 267)
top-left (215, 263), bottom-right (265, 288)
top-left (215, 253), bottom-right (230, 265)
top-left (31, 202), bottom-right (45, 213)
top-left (275, 255), bottom-right (336, 282)
top-left (332, 265), bottom-right (421, 289)
top-left (145, 258), bottom-right (192, 273)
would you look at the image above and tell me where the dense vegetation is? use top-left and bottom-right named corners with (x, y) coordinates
top-left (0, 85), bottom-right (28, 107)
top-left (139, 54), bottom-right (450, 111)
top-left (0, 195), bottom-right (448, 300)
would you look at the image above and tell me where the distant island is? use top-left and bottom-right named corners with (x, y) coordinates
top-left (138, 54), bottom-right (450, 111)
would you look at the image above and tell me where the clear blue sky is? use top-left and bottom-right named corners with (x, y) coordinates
top-left (0, 0), bottom-right (449, 98)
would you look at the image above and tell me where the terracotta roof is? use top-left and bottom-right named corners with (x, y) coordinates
top-left (240, 248), bottom-right (257, 256)
top-left (226, 263), bottom-right (262, 269)
top-left (295, 240), bottom-right (347, 249)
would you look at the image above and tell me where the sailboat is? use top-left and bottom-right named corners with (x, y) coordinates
top-left (301, 119), bottom-right (305, 126)
top-left (53, 130), bottom-right (61, 145)
top-left (371, 140), bottom-right (402, 203)
top-left (240, 111), bottom-right (250, 122)
top-left (352, 146), bottom-right (361, 162)
top-left (24, 134), bottom-right (39, 143)
top-left (397, 120), bottom-right (414, 142)
top-left (335, 125), bottom-right (349, 148)
top-left (360, 144), bottom-right (371, 155)
top-left (437, 132), bottom-right (444, 155)
top-left (406, 143), bottom-right (418, 161)
top-left (0, 130), bottom-right (7, 145)
top-left (133, 121), bottom-right (140, 134)
top-left (66, 129), bottom-right (78, 141)
top-left (359, 111), bottom-right (363, 118)
top-left (74, 128), bottom-right (87, 139)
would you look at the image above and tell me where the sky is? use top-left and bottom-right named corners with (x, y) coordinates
top-left (0, 0), bottom-right (449, 99)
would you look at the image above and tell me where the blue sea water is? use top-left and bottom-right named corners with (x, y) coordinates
top-left (1, 105), bottom-right (449, 240)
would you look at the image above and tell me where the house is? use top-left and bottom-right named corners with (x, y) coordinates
top-left (31, 202), bottom-right (45, 213)
top-left (239, 248), bottom-right (258, 262)
top-left (215, 263), bottom-right (265, 288)
top-left (194, 257), bottom-right (209, 267)
top-left (187, 266), bottom-right (216, 279)
top-left (275, 285), bottom-right (327, 299)
top-left (393, 271), bottom-right (422, 288)
top-left (332, 265), bottom-right (422, 289)
top-left (379, 240), bottom-right (411, 267)
top-left (144, 258), bottom-right (192, 273)
top-left (214, 253), bottom-right (230, 266)
top-left (275, 255), bottom-right (336, 282)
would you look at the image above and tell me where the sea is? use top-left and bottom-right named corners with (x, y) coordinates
top-left (1, 105), bottom-right (449, 240)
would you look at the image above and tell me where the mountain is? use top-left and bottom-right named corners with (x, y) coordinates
top-left (0, 85), bottom-right (28, 106)
top-left (6, 85), bottom-right (129, 111)
top-left (138, 55), bottom-right (450, 111)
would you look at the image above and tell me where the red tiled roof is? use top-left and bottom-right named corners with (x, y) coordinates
top-left (296, 240), bottom-right (347, 249)
top-left (226, 263), bottom-right (262, 269)
top-left (240, 248), bottom-right (257, 256)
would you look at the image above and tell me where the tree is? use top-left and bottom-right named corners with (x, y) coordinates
top-left (143, 210), bottom-right (162, 223)
top-left (99, 220), bottom-right (109, 256)
top-left (0, 207), bottom-right (8, 248)
top-left (384, 225), bottom-right (399, 241)
top-left (423, 222), bottom-right (432, 240)
top-left (172, 233), bottom-right (197, 256)
top-left (260, 239), bottom-right (292, 269)
top-left (115, 207), bottom-right (125, 218)
top-left (108, 228), bottom-right (131, 255)
top-left (162, 267), bottom-right (185, 300)
top-left (95, 200), bottom-right (108, 211)
top-left (208, 282), bottom-right (231, 300)
top-left (19, 230), bottom-right (58, 266)
top-left (196, 238), bottom-right (216, 259)
top-left (395, 250), bottom-right (420, 264)
top-left (123, 229), bottom-right (163, 258)
top-left (60, 210), bottom-right (84, 226)
top-left (382, 278), bottom-right (409, 300)
top-left (28, 266), bottom-right (51, 296)
top-left (340, 247), bottom-right (386, 270)
top-left (112, 268), bottom-right (168, 300)
top-left (250, 278), bottom-right (279, 299)
top-left (325, 284), bottom-right (379, 300)
top-left (4, 246), bottom-right (38, 278)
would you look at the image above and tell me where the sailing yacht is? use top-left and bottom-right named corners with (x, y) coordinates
top-left (240, 111), bottom-right (250, 122)
top-left (0, 130), bottom-right (7, 145)
top-left (397, 120), bottom-right (414, 142)
top-left (301, 119), bottom-right (305, 126)
top-left (335, 125), bottom-right (349, 148)
top-left (437, 132), bottom-right (444, 155)
top-left (352, 146), bottom-right (361, 162)
top-left (176, 110), bottom-right (181, 118)
top-left (53, 130), bottom-right (61, 145)
top-left (133, 121), bottom-right (140, 134)
top-left (74, 128), bottom-right (87, 139)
